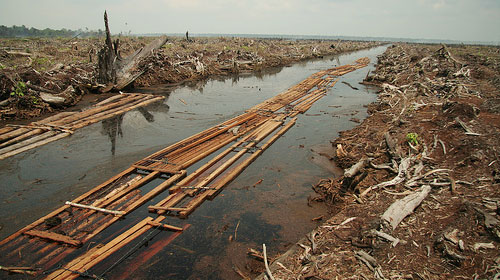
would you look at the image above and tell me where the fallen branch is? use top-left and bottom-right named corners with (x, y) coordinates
top-left (247, 248), bottom-right (264, 261)
top-left (355, 250), bottom-right (386, 279)
top-left (341, 81), bottom-right (359, 90)
top-left (344, 156), bottom-right (370, 178)
top-left (263, 244), bottom-right (275, 280)
top-left (361, 157), bottom-right (412, 197)
top-left (233, 265), bottom-right (250, 280)
top-left (371, 229), bottom-right (406, 247)
top-left (455, 117), bottom-right (481, 136)
top-left (381, 185), bottom-right (431, 230)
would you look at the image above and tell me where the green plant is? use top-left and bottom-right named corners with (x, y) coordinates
top-left (406, 132), bottom-right (419, 146)
top-left (10, 81), bottom-right (27, 98)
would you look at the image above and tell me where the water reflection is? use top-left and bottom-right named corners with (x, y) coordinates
top-left (100, 106), bottom-right (160, 155)
top-left (186, 79), bottom-right (208, 93)
top-left (101, 115), bottom-right (124, 155)
top-left (137, 107), bottom-right (155, 123)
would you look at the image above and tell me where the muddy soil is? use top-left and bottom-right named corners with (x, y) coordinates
top-left (264, 44), bottom-right (500, 279)
top-left (0, 36), bottom-right (380, 121)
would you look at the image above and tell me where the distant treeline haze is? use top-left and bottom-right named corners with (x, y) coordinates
top-left (0, 25), bottom-right (104, 38)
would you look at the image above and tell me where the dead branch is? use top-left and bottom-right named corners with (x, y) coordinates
top-left (455, 117), bottom-right (481, 136)
top-left (344, 156), bottom-right (370, 178)
top-left (263, 244), bottom-right (276, 280)
top-left (381, 185), bottom-right (431, 230)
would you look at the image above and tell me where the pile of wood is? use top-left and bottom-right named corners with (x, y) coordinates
top-left (0, 93), bottom-right (164, 160)
top-left (0, 58), bottom-right (370, 279)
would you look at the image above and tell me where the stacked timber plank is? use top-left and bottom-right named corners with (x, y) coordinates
top-left (0, 93), bottom-right (165, 160)
top-left (0, 58), bottom-right (369, 279)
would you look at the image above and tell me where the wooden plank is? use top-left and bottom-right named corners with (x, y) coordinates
top-left (153, 193), bottom-right (188, 215)
top-left (24, 230), bottom-right (82, 247)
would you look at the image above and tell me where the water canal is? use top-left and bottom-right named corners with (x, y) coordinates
top-left (0, 45), bottom-right (388, 279)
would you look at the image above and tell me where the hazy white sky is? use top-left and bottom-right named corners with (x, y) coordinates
top-left (1, 0), bottom-right (499, 42)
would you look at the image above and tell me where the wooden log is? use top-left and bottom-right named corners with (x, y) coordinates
top-left (24, 230), bottom-right (82, 247)
top-left (344, 157), bottom-right (370, 178)
top-left (206, 118), bottom-right (297, 200)
top-left (70, 96), bottom-right (164, 130)
top-left (167, 118), bottom-right (275, 194)
top-left (50, 94), bottom-right (143, 126)
top-left (152, 193), bottom-right (188, 215)
top-left (65, 201), bottom-right (125, 216)
top-left (0, 167), bottom-right (135, 246)
top-left (0, 128), bottom-right (46, 149)
top-left (146, 221), bottom-right (183, 231)
top-left (94, 93), bottom-right (128, 106)
top-left (0, 265), bottom-right (35, 276)
top-left (113, 224), bottom-right (190, 279)
top-left (0, 112), bottom-right (73, 142)
top-left (93, 171), bottom-right (160, 209)
top-left (0, 132), bottom-right (70, 160)
top-left (0, 128), bottom-right (31, 143)
top-left (80, 171), bottom-right (185, 244)
top-left (183, 119), bottom-right (283, 196)
top-left (46, 217), bottom-right (155, 280)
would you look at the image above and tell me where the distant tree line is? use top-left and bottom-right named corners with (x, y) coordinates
top-left (0, 25), bottom-right (104, 38)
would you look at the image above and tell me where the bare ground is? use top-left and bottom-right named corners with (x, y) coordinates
top-left (261, 44), bottom-right (500, 280)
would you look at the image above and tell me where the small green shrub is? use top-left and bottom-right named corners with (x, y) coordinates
top-left (10, 81), bottom-right (27, 98)
top-left (406, 132), bottom-right (419, 146)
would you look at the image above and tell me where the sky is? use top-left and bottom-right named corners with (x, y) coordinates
top-left (0, 0), bottom-right (499, 43)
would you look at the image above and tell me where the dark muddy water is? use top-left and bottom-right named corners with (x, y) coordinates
top-left (0, 45), bottom-right (387, 279)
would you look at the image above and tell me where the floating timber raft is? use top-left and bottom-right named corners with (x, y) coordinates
top-left (0, 58), bottom-right (369, 279)
top-left (0, 93), bottom-right (165, 160)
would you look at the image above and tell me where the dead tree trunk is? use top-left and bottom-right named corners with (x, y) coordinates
top-left (97, 11), bottom-right (167, 92)
top-left (98, 11), bottom-right (117, 86)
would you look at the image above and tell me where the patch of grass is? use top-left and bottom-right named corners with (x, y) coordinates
top-left (241, 45), bottom-right (251, 52)
top-left (34, 57), bottom-right (51, 66)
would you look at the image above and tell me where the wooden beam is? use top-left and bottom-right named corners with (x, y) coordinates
top-left (24, 230), bottom-right (82, 247)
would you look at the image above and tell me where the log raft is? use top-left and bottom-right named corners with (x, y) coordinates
top-left (0, 93), bottom-right (165, 160)
top-left (0, 58), bottom-right (370, 279)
